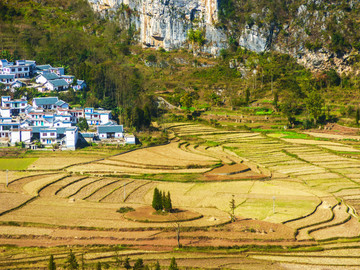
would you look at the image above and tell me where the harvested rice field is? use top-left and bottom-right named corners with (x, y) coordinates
top-left (3, 122), bottom-right (360, 268)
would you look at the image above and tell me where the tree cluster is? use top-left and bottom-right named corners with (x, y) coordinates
top-left (152, 188), bottom-right (172, 212)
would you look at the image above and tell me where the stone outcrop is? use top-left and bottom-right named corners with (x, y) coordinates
top-left (87, 0), bottom-right (227, 54)
top-left (87, 0), bottom-right (360, 73)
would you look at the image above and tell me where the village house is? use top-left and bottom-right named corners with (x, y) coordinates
top-left (35, 73), bottom-right (60, 84)
top-left (97, 125), bottom-right (124, 139)
top-left (84, 108), bottom-right (111, 125)
top-left (0, 120), bottom-right (21, 139)
top-left (73, 80), bottom-right (87, 91)
top-left (60, 75), bottom-right (74, 84)
top-left (32, 97), bottom-right (69, 110)
top-left (10, 128), bottom-right (32, 145)
top-left (44, 79), bottom-right (69, 91)
top-left (0, 60), bottom-right (36, 79)
top-left (1, 96), bottom-right (30, 116)
top-left (38, 126), bottom-right (78, 150)
top-left (0, 74), bottom-right (15, 85)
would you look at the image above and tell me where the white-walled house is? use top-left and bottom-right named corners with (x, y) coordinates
top-left (0, 74), bottom-right (15, 85)
top-left (1, 96), bottom-right (29, 116)
top-left (97, 125), bottom-right (124, 139)
top-left (0, 121), bottom-right (20, 139)
top-left (73, 80), bottom-right (87, 91)
top-left (35, 73), bottom-right (60, 84)
top-left (10, 129), bottom-right (31, 144)
top-left (60, 75), bottom-right (74, 84)
top-left (65, 127), bottom-right (78, 150)
top-left (1, 64), bottom-right (31, 78)
top-left (85, 108), bottom-right (111, 125)
top-left (44, 79), bottom-right (69, 91)
top-left (32, 97), bottom-right (69, 110)
top-left (39, 128), bottom-right (57, 145)
top-left (125, 134), bottom-right (136, 144)
top-left (39, 126), bottom-right (78, 150)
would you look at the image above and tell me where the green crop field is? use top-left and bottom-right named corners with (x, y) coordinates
top-left (0, 158), bottom-right (38, 170)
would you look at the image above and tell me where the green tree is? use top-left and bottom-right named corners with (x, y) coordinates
top-left (65, 250), bottom-right (79, 270)
top-left (229, 195), bottom-right (236, 222)
top-left (96, 262), bottom-right (101, 270)
top-left (77, 117), bottom-right (89, 131)
top-left (180, 92), bottom-right (193, 112)
top-left (168, 257), bottom-right (178, 270)
top-left (152, 188), bottom-right (162, 211)
top-left (154, 261), bottom-right (161, 270)
top-left (245, 88), bottom-right (250, 105)
top-left (161, 191), bottom-right (166, 211)
top-left (280, 94), bottom-right (300, 126)
top-left (356, 107), bottom-right (360, 127)
top-left (133, 258), bottom-right (145, 270)
top-left (305, 91), bottom-right (324, 125)
top-left (187, 28), bottom-right (205, 54)
top-left (48, 255), bottom-right (56, 270)
top-left (124, 257), bottom-right (131, 270)
top-left (164, 192), bottom-right (172, 212)
top-left (273, 91), bottom-right (278, 111)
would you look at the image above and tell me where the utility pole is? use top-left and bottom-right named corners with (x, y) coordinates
top-left (273, 196), bottom-right (276, 214)
top-left (123, 183), bottom-right (126, 202)
top-left (6, 169), bottom-right (8, 187)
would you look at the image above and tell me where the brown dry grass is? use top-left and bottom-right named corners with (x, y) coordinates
top-left (71, 178), bottom-right (118, 200)
top-left (56, 177), bottom-right (99, 198)
top-left (85, 179), bottom-right (125, 201)
top-left (39, 175), bottom-right (88, 197)
top-left (0, 192), bottom-right (33, 213)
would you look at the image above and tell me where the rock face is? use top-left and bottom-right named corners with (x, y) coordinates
top-left (87, 0), bottom-right (228, 54)
top-left (238, 24), bottom-right (276, 53)
top-left (87, 0), bottom-right (360, 73)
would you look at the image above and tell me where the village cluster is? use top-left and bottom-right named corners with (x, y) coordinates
top-left (0, 96), bottom-right (135, 150)
top-left (0, 59), bottom-right (135, 150)
top-left (0, 59), bottom-right (86, 91)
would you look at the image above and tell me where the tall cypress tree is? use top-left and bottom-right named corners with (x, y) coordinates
top-left (168, 257), bottom-right (178, 270)
top-left (152, 188), bottom-right (162, 211)
top-left (48, 255), bottom-right (56, 270)
top-left (154, 261), bottom-right (161, 270)
top-left (164, 192), bottom-right (172, 212)
top-left (162, 191), bottom-right (166, 211)
top-left (124, 257), bottom-right (131, 270)
top-left (66, 250), bottom-right (78, 270)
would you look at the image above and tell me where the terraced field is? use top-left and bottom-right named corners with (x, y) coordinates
top-left (2, 122), bottom-right (360, 268)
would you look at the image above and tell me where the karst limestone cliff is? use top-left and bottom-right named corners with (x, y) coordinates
top-left (87, 0), bottom-right (227, 54)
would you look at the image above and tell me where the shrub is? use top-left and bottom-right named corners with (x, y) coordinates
top-left (117, 207), bottom-right (135, 213)
top-left (146, 54), bottom-right (157, 62)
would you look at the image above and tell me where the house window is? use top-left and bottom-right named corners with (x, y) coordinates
top-left (42, 139), bottom-right (45, 142)
top-left (24, 68), bottom-right (28, 71)
top-left (11, 69), bottom-right (15, 72)
top-left (50, 133), bottom-right (55, 136)
top-left (43, 133), bottom-right (47, 136)
top-left (18, 68), bottom-right (22, 71)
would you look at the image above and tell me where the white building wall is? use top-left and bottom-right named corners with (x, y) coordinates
top-left (115, 132), bottom-right (123, 138)
top-left (65, 129), bottom-right (78, 150)
top-left (100, 113), bottom-right (110, 124)
top-left (0, 108), bottom-right (11, 118)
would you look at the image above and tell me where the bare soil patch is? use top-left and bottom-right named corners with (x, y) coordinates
top-left (203, 164), bottom-right (268, 181)
top-left (124, 206), bottom-right (202, 223)
top-left (207, 163), bottom-right (250, 175)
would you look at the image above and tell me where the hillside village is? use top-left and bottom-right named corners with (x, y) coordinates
top-left (0, 59), bottom-right (86, 92)
top-left (0, 59), bottom-right (135, 150)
